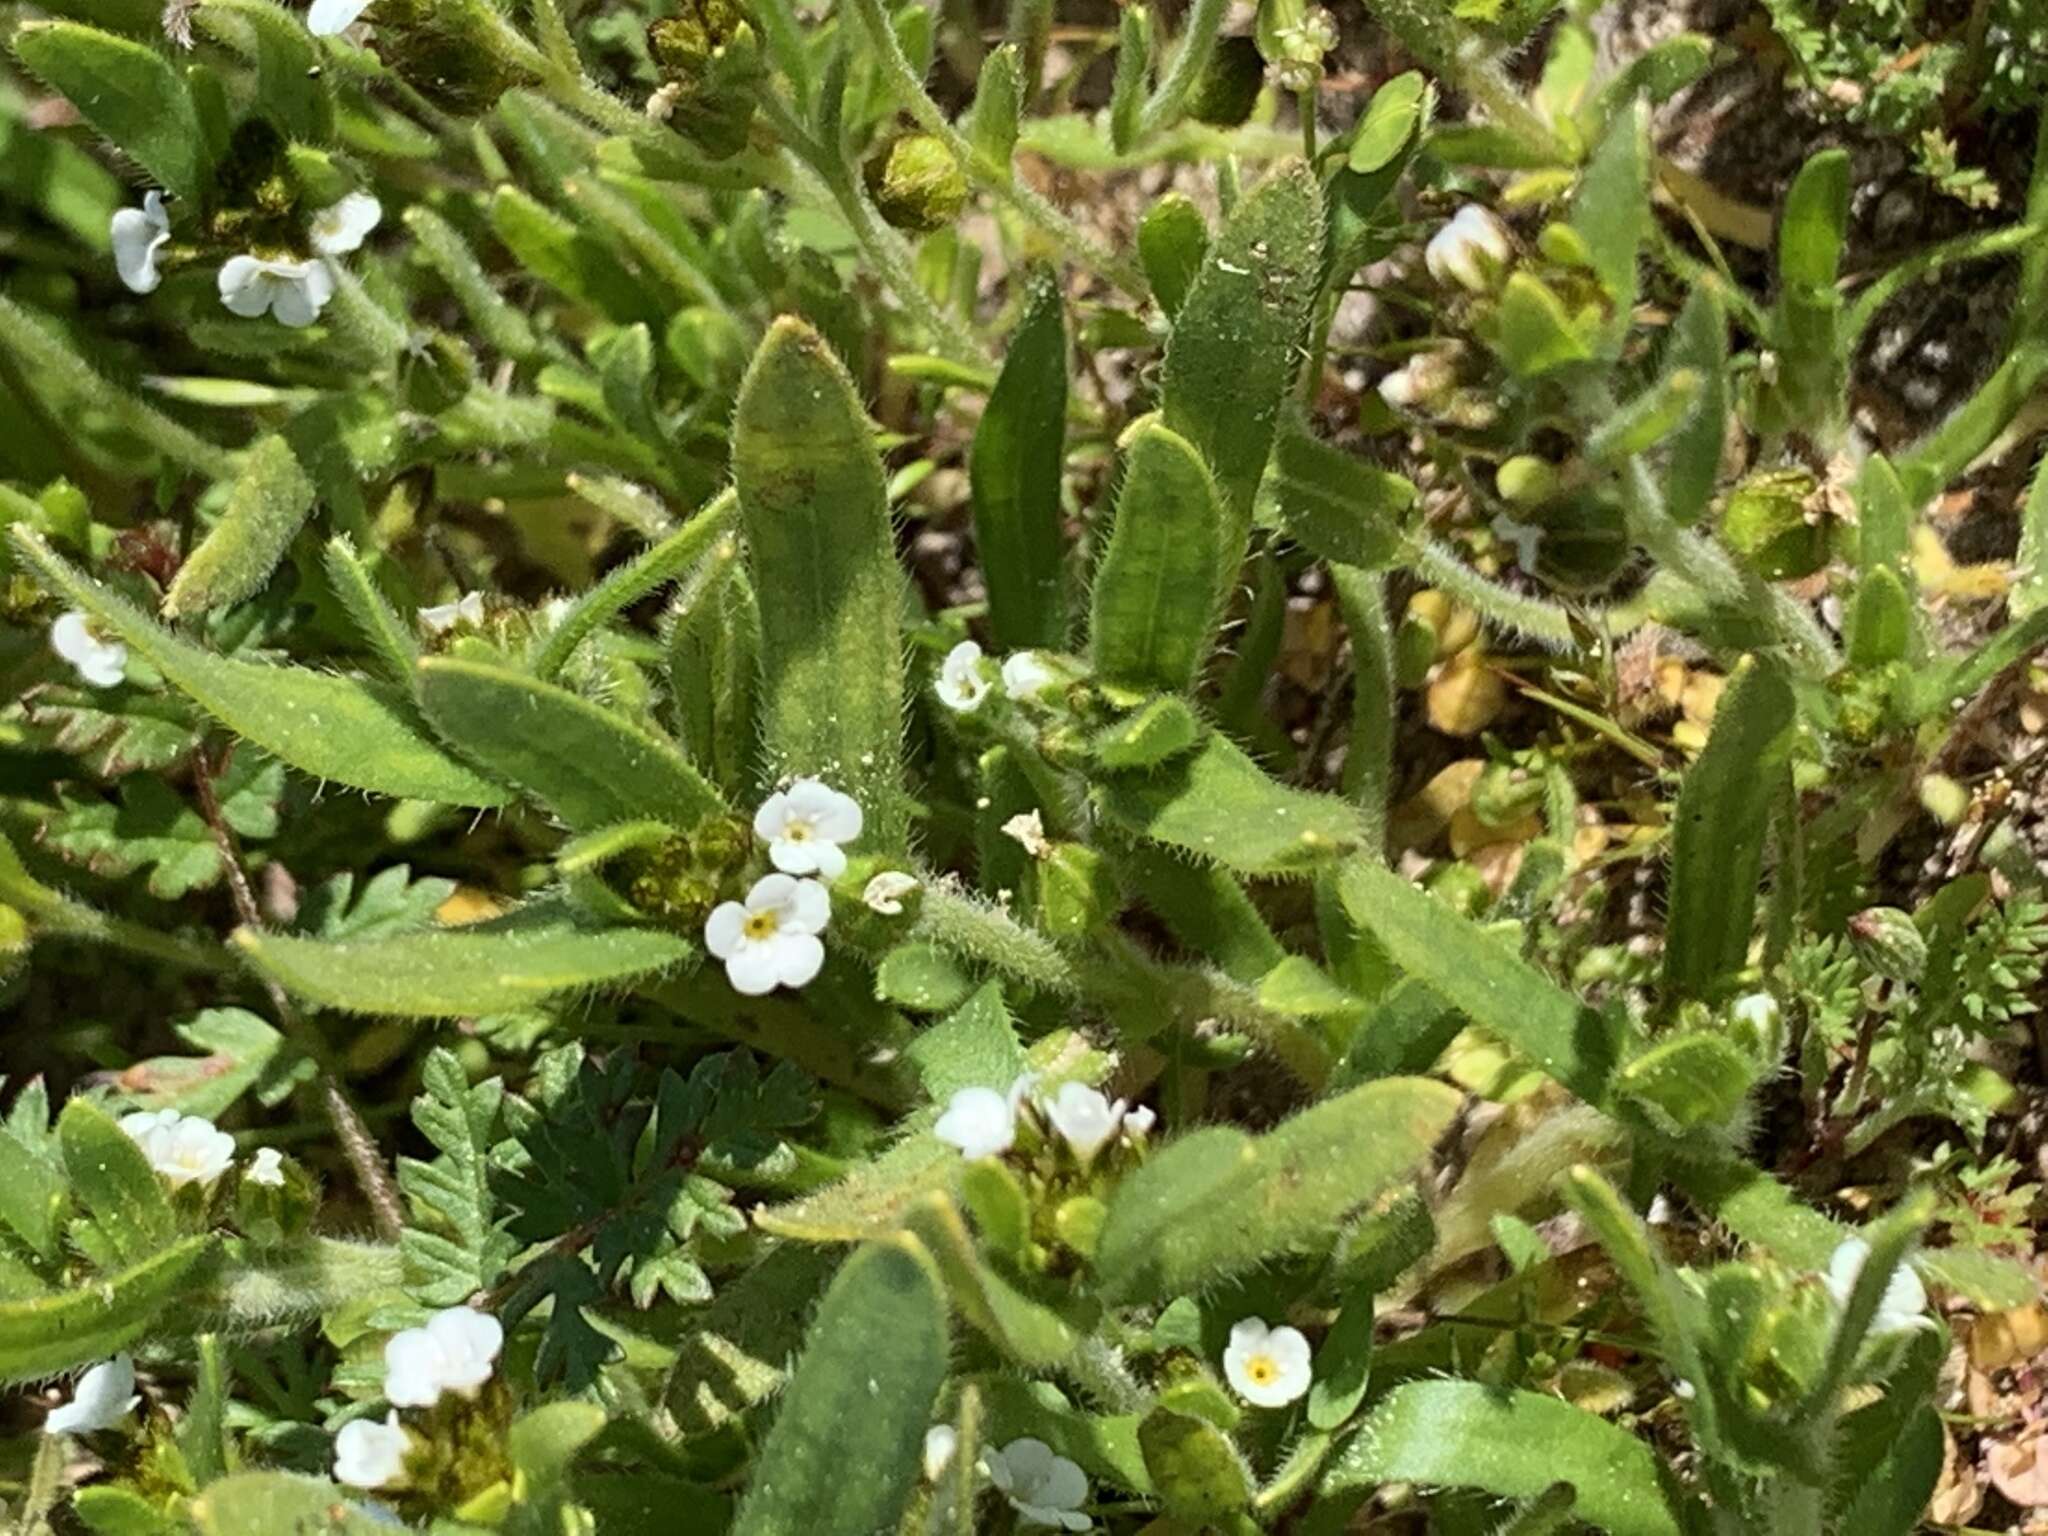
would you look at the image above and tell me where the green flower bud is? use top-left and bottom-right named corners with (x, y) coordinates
top-left (1722, 468), bottom-right (1828, 581)
top-left (863, 135), bottom-right (969, 235)
top-left (370, 0), bottom-right (541, 115)
top-left (1052, 1195), bottom-right (1107, 1258)
top-left (1846, 906), bottom-right (1928, 983)
top-left (1425, 859), bottom-right (1491, 918)
top-left (650, 0), bottom-right (764, 158)
top-left (1496, 454), bottom-right (1562, 507)
top-left (1185, 35), bottom-right (1265, 127)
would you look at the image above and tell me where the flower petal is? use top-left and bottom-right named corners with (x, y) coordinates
top-left (307, 0), bottom-right (373, 34)
top-left (784, 877), bottom-right (831, 934)
top-left (772, 931), bottom-right (824, 989)
top-left (703, 902), bottom-right (746, 959)
top-left (724, 942), bottom-right (782, 995)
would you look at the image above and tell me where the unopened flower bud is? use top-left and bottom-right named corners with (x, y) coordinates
top-left (1846, 906), bottom-right (1928, 983)
top-left (1425, 205), bottom-right (1511, 293)
top-left (864, 135), bottom-right (969, 234)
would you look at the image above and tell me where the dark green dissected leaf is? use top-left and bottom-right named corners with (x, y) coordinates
top-left (121, 1008), bottom-right (309, 1121)
top-left (1091, 419), bottom-right (1224, 695)
top-left (14, 21), bottom-right (206, 202)
top-left (42, 753), bottom-right (283, 901)
top-left (398, 1048), bottom-right (515, 1305)
top-left (971, 272), bottom-right (1069, 649)
top-left (295, 864), bottom-right (456, 942)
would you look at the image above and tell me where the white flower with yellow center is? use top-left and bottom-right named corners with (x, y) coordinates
top-left (309, 191), bottom-right (382, 257)
top-left (218, 254), bottom-right (336, 328)
top-left (111, 191), bottom-right (171, 294)
top-left (333, 1410), bottom-right (409, 1488)
top-left (384, 1306), bottom-right (503, 1407)
top-left (50, 611), bottom-right (127, 688)
top-left (704, 874), bottom-right (829, 995)
top-left (754, 779), bottom-right (863, 879)
top-left (1823, 1237), bottom-right (1933, 1338)
top-left (937, 640), bottom-right (991, 712)
top-left (1425, 205), bottom-right (1511, 293)
top-left (985, 1437), bottom-right (1090, 1530)
top-left (119, 1108), bottom-right (235, 1187)
top-left (45, 1356), bottom-right (139, 1435)
top-left (1223, 1316), bottom-right (1313, 1408)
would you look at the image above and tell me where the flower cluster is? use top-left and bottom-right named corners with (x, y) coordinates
top-left (333, 1305), bottom-right (503, 1489)
top-left (701, 777), bottom-right (865, 995)
top-left (118, 1108), bottom-right (237, 1188)
top-left (934, 1076), bottom-right (1154, 1166)
top-left (934, 640), bottom-right (1060, 714)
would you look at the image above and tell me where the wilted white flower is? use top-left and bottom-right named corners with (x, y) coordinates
top-left (383, 1306), bottom-right (504, 1408)
top-left (933, 1085), bottom-right (1015, 1160)
top-left (1376, 348), bottom-right (1457, 413)
top-left (863, 870), bottom-right (920, 915)
top-left (1424, 204), bottom-right (1511, 293)
top-left (703, 874), bottom-right (829, 995)
top-left (307, 0), bottom-right (372, 34)
top-left (1490, 513), bottom-right (1543, 570)
top-left (1001, 651), bottom-right (1058, 703)
top-left (50, 611), bottom-right (127, 688)
top-left (1122, 1104), bottom-right (1156, 1139)
top-left (937, 640), bottom-right (991, 712)
top-left (418, 591), bottom-right (486, 634)
top-left (111, 191), bottom-right (171, 294)
top-left (218, 253), bottom-right (335, 328)
top-left (120, 1109), bottom-right (235, 1187)
top-left (1039, 1082), bottom-right (1126, 1166)
top-left (333, 1411), bottom-right (409, 1489)
top-left (1823, 1237), bottom-right (1932, 1338)
top-left (754, 779), bottom-right (863, 879)
top-left (246, 1147), bottom-right (287, 1187)
top-left (1223, 1316), bottom-right (1313, 1408)
top-left (309, 191), bottom-right (382, 257)
top-left (1001, 810), bottom-right (1052, 860)
top-left (985, 1437), bottom-right (1090, 1530)
top-left (923, 1423), bottom-right (959, 1482)
top-left (45, 1356), bottom-right (139, 1435)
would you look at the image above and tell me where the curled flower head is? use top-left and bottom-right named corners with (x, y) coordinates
top-left (933, 1085), bottom-right (1015, 1161)
top-left (754, 779), bottom-right (863, 879)
top-left (937, 640), bottom-right (991, 713)
top-left (862, 870), bottom-right (920, 915)
top-left (1038, 1082), bottom-right (1126, 1166)
top-left (1424, 204), bottom-right (1511, 293)
top-left (111, 191), bottom-right (171, 294)
top-left (1223, 1316), bottom-right (1313, 1407)
top-left (333, 1411), bottom-right (409, 1489)
top-left (45, 1356), bottom-right (139, 1435)
top-left (1823, 1237), bottom-right (1932, 1338)
top-left (309, 191), bottom-right (382, 257)
top-left (307, 0), bottom-right (372, 34)
top-left (50, 611), bottom-right (127, 688)
top-left (418, 591), bottom-right (486, 635)
top-left (383, 1306), bottom-right (504, 1408)
top-left (246, 1147), bottom-right (287, 1187)
top-left (985, 1437), bottom-right (1090, 1530)
top-left (218, 254), bottom-right (336, 328)
top-left (120, 1108), bottom-right (235, 1187)
top-left (703, 874), bottom-right (829, 995)
top-left (1001, 650), bottom-right (1059, 703)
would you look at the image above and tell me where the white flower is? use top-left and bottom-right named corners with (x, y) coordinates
top-left (120, 1109), bottom-right (235, 1187)
top-left (934, 1085), bottom-right (1016, 1160)
top-left (111, 191), bottom-right (171, 295)
top-left (246, 1147), bottom-right (287, 1187)
top-left (307, 0), bottom-right (373, 34)
top-left (863, 870), bottom-right (920, 915)
top-left (1223, 1317), bottom-right (1313, 1408)
top-left (754, 779), bottom-right (863, 880)
top-left (309, 192), bottom-right (382, 257)
top-left (333, 1411), bottom-right (409, 1488)
top-left (1039, 1082), bottom-right (1127, 1166)
top-left (383, 1306), bottom-right (504, 1408)
top-left (923, 1424), bottom-right (958, 1482)
top-left (1490, 513), bottom-right (1542, 570)
top-left (218, 253), bottom-right (336, 328)
top-left (1376, 349), bottom-right (1456, 413)
top-left (985, 1437), bottom-right (1090, 1530)
top-left (937, 640), bottom-right (991, 712)
top-left (703, 874), bottom-right (830, 995)
top-left (45, 1356), bottom-right (139, 1435)
top-left (1731, 992), bottom-right (1780, 1034)
top-left (1823, 1237), bottom-right (1932, 1338)
top-left (1001, 651), bottom-right (1058, 703)
top-left (50, 611), bottom-right (128, 688)
top-left (1122, 1104), bottom-right (1156, 1139)
top-left (418, 591), bottom-right (486, 634)
top-left (1001, 810), bottom-right (1052, 860)
top-left (1425, 204), bottom-right (1511, 293)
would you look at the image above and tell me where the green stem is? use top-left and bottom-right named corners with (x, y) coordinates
top-left (1254, 1429), bottom-right (1334, 1516)
top-left (1136, 0), bottom-right (1226, 142)
top-left (1403, 535), bottom-right (1580, 650)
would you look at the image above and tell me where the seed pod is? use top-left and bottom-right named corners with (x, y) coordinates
top-left (864, 135), bottom-right (969, 234)
top-left (1846, 905), bottom-right (1928, 982)
top-left (1496, 455), bottom-right (1562, 507)
top-left (649, 0), bottom-right (764, 158)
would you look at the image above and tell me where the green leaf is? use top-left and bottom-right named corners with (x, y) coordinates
top-left (733, 317), bottom-right (906, 845)
top-left (1139, 1406), bottom-right (1252, 1519)
top-left (189, 1474), bottom-right (392, 1536)
top-left (1617, 1032), bottom-right (1756, 1130)
top-left (1305, 1284), bottom-right (1375, 1430)
top-left (971, 271), bottom-right (1069, 649)
top-left (161, 436), bottom-right (316, 618)
top-left (43, 753), bottom-right (282, 901)
top-left (322, 535), bottom-right (418, 687)
top-left (193, 0), bottom-right (330, 145)
top-left (1108, 7), bottom-right (1151, 154)
top-left (1123, 845), bottom-right (1285, 984)
top-left (1160, 160), bottom-right (1322, 598)
top-left (417, 656), bottom-right (725, 833)
top-left (731, 1238), bottom-right (949, 1536)
top-left (490, 186), bottom-right (653, 324)
top-left (1138, 193), bottom-right (1207, 319)
top-left (1091, 694), bottom-right (1202, 770)
top-left (1336, 858), bottom-right (1621, 1105)
top-left (1853, 452), bottom-right (1914, 582)
top-left (1097, 732), bottom-right (1364, 876)
top-left (71, 1487), bottom-right (185, 1536)
top-left (1350, 69), bottom-right (1428, 172)
top-left (13, 22), bottom-right (206, 202)
top-left (59, 1098), bottom-right (176, 1266)
top-left (875, 942), bottom-right (976, 1014)
top-left (1496, 272), bottom-right (1593, 376)
top-left (1321, 1381), bottom-right (1685, 1536)
top-left (1661, 285), bottom-right (1729, 527)
top-left (1269, 419), bottom-right (1412, 570)
top-left (398, 1048), bottom-right (514, 1304)
top-left (1846, 565), bottom-right (1912, 668)
top-left (1091, 418), bottom-right (1225, 695)
top-left (665, 544), bottom-right (757, 799)
top-left (1780, 148), bottom-right (1850, 291)
top-left (1662, 656), bottom-right (1794, 1000)
top-left (403, 204), bottom-right (541, 362)
top-left (0, 1233), bottom-right (213, 1383)
top-left (903, 981), bottom-right (1026, 1102)
top-left (903, 1192), bottom-right (1075, 1365)
top-left (9, 530), bottom-right (512, 807)
top-left (1570, 101), bottom-right (1648, 334)
top-left (1093, 1076), bottom-right (1457, 1302)
top-left (1836, 1407), bottom-right (1942, 1536)
top-left (967, 43), bottom-right (1023, 178)
top-left (122, 1008), bottom-right (306, 1120)
top-left (297, 864), bottom-right (455, 941)
top-left (233, 906), bottom-right (694, 1016)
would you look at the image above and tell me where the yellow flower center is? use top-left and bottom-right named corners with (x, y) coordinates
top-left (783, 823), bottom-right (811, 843)
top-left (741, 911), bottom-right (780, 941)
top-left (1244, 1354), bottom-right (1280, 1386)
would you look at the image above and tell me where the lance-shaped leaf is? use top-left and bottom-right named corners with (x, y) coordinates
top-left (1096, 733), bottom-right (1364, 876)
top-left (1140, 1406), bottom-right (1253, 1521)
top-left (0, 1234), bottom-right (214, 1383)
top-left (233, 906), bottom-right (693, 1016)
top-left (733, 317), bottom-right (906, 845)
top-left (163, 435), bottom-right (316, 618)
top-left (1320, 1381), bottom-right (1686, 1536)
top-left (1091, 418), bottom-right (1224, 694)
top-left (1093, 1075), bottom-right (1457, 1302)
top-left (14, 21), bottom-right (206, 202)
top-left (10, 530), bottom-right (510, 807)
top-left (1661, 285), bottom-right (1728, 526)
top-left (60, 1098), bottom-right (176, 1265)
top-left (1268, 420), bottom-right (1410, 570)
top-left (971, 272), bottom-right (1069, 649)
top-left (1160, 160), bottom-right (1322, 602)
top-left (417, 656), bottom-right (724, 832)
top-left (903, 1191), bottom-right (1075, 1366)
top-left (1139, 193), bottom-right (1207, 318)
top-left (1570, 102), bottom-right (1648, 347)
top-left (193, 0), bottom-right (330, 145)
top-left (731, 1238), bottom-right (948, 1536)
top-left (1662, 656), bottom-right (1794, 1001)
